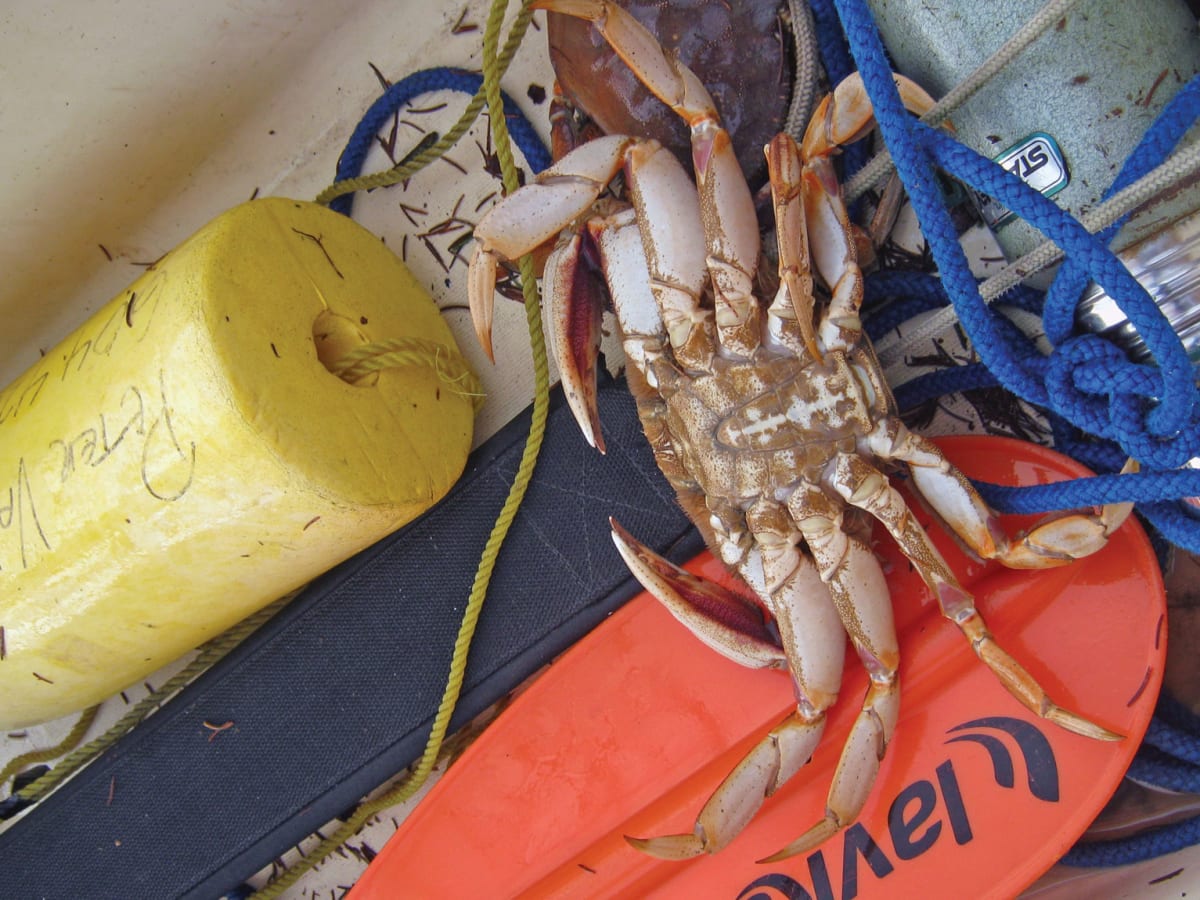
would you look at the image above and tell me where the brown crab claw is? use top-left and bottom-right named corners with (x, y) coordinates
top-left (467, 244), bottom-right (498, 363)
top-left (609, 518), bottom-right (786, 668)
top-left (546, 231), bottom-right (607, 453)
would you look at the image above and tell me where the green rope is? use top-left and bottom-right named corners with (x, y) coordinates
top-left (329, 336), bottom-right (486, 411)
top-left (1, 6), bottom-right (545, 891)
top-left (313, 0), bottom-right (536, 208)
top-left (0, 705), bottom-right (98, 789)
top-left (2, 594), bottom-right (292, 803)
top-left (250, 1), bottom-right (549, 895)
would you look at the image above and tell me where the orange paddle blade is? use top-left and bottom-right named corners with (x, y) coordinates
top-left (353, 436), bottom-right (1165, 899)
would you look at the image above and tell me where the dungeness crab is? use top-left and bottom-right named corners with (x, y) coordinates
top-left (468, 0), bottom-right (1132, 862)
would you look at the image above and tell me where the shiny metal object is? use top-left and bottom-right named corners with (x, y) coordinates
top-left (1075, 211), bottom-right (1200, 363)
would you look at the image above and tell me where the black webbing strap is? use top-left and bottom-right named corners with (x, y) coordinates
top-left (1, 373), bottom-right (703, 899)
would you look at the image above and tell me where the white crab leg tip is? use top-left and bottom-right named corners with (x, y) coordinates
top-left (467, 246), bottom-right (498, 362)
top-left (624, 833), bottom-right (708, 860)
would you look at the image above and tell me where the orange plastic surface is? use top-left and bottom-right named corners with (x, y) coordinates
top-left (352, 436), bottom-right (1166, 899)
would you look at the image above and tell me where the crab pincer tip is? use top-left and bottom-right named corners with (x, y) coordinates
top-left (1047, 705), bottom-right (1124, 743)
top-left (624, 832), bottom-right (707, 861)
top-left (757, 818), bottom-right (838, 864)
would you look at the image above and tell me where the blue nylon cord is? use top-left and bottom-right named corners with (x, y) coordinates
top-left (328, 67), bottom-right (551, 217)
top-left (1060, 693), bottom-right (1200, 867)
top-left (1061, 813), bottom-right (1200, 868)
top-left (826, 0), bottom-right (1200, 868)
top-left (832, 0), bottom-right (1200, 552)
top-left (1043, 78), bottom-right (1200, 346)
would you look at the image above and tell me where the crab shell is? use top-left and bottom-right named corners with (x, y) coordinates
top-left (468, 0), bottom-right (1135, 864)
top-left (546, 0), bottom-right (792, 186)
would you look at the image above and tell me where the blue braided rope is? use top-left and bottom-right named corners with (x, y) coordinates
top-left (329, 67), bottom-right (551, 217)
top-left (864, 270), bottom-right (1045, 342)
top-left (1044, 78), bottom-right (1200, 345)
top-left (1060, 693), bottom-right (1200, 867)
top-left (892, 363), bottom-right (999, 411)
top-left (1061, 814), bottom-right (1200, 867)
top-left (831, 0), bottom-right (1200, 552)
top-left (822, 0), bottom-right (1200, 869)
top-left (866, 276), bottom-right (1200, 523)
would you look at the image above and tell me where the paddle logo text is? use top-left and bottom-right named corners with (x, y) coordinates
top-left (736, 716), bottom-right (1060, 900)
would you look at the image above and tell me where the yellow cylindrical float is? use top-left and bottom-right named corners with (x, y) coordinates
top-left (0, 198), bottom-right (477, 728)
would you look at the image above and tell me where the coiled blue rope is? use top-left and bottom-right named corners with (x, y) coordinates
top-left (1061, 692), bottom-right (1200, 867)
top-left (338, 48), bottom-right (1200, 875)
top-left (826, 0), bottom-right (1200, 868)
top-left (831, 0), bottom-right (1200, 554)
top-left (328, 67), bottom-right (550, 217)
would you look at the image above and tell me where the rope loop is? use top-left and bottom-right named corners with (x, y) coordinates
top-left (831, 0), bottom-right (1200, 550)
top-left (1043, 337), bottom-right (1122, 436)
top-left (1044, 75), bottom-right (1200, 345)
top-left (330, 336), bottom-right (486, 411)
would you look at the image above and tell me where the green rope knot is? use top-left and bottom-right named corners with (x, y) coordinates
top-left (251, 1), bottom-right (547, 896)
top-left (330, 336), bottom-right (486, 411)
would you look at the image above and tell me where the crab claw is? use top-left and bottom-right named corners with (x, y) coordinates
top-left (544, 230), bottom-right (606, 453)
top-left (802, 72), bottom-right (936, 162)
top-left (467, 246), bottom-right (500, 363)
top-left (609, 518), bottom-right (786, 669)
top-left (996, 458), bottom-right (1138, 568)
top-left (467, 134), bottom-right (634, 362)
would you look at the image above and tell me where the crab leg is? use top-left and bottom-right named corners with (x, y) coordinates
top-left (618, 141), bottom-right (713, 372)
top-left (764, 133), bottom-right (819, 360)
top-left (536, 0), bottom-right (761, 356)
top-left (755, 483), bottom-right (902, 860)
top-left (829, 447), bottom-right (1123, 743)
top-left (575, 142), bottom-right (711, 449)
top-left (469, 131), bottom-right (702, 451)
top-left (865, 419), bottom-right (1135, 567)
top-left (766, 133), bottom-right (866, 360)
top-left (468, 133), bottom-right (635, 360)
top-left (619, 479), bottom-right (905, 863)
top-left (612, 513), bottom-right (849, 860)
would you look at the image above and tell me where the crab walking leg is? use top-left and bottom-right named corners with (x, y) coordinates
top-left (865, 419), bottom-right (1135, 567)
top-left (618, 141), bottom-right (713, 371)
top-left (772, 485), bottom-right (901, 857)
top-left (785, 71), bottom-right (936, 354)
top-left (467, 133), bottom-right (634, 360)
top-left (764, 134), bottom-right (819, 360)
top-left (803, 155), bottom-right (866, 355)
top-left (828, 449), bottom-right (1123, 743)
top-left (751, 483), bottom-right (901, 860)
top-left (614, 506), bottom-right (849, 860)
top-left (630, 708), bottom-right (832, 861)
top-left (536, 0), bottom-right (762, 356)
top-left (765, 132), bottom-right (866, 360)
top-left (802, 72), bottom-right (937, 161)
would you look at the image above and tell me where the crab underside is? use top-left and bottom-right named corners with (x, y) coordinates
top-left (468, 0), bottom-right (1131, 862)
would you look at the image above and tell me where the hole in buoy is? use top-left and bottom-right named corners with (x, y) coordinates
top-left (312, 308), bottom-right (377, 386)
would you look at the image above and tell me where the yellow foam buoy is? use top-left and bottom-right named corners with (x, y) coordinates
top-left (0, 198), bottom-right (477, 728)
